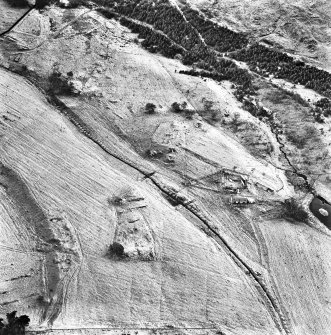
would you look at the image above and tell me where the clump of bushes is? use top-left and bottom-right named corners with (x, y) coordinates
top-left (110, 195), bottom-right (127, 206)
top-left (145, 103), bottom-right (157, 114)
top-left (283, 198), bottom-right (309, 223)
top-left (171, 102), bottom-right (196, 119)
top-left (310, 107), bottom-right (325, 123)
top-left (187, 98), bottom-right (222, 124)
top-left (108, 242), bottom-right (125, 258)
top-left (171, 98), bottom-right (221, 124)
top-left (311, 98), bottom-right (331, 123)
top-left (171, 101), bottom-right (187, 113)
top-left (0, 311), bottom-right (30, 335)
top-left (229, 112), bottom-right (242, 130)
top-left (49, 71), bottom-right (76, 95)
top-left (184, 109), bottom-right (195, 119)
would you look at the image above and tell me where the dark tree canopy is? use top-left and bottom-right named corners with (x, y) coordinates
top-left (283, 198), bottom-right (309, 223)
top-left (171, 102), bottom-right (181, 113)
top-left (145, 103), bottom-right (157, 114)
top-left (108, 242), bottom-right (125, 257)
top-left (3, 0), bottom-right (30, 8)
top-left (0, 311), bottom-right (30, 335)
top-left (35, 0), bottom-right (54, 9)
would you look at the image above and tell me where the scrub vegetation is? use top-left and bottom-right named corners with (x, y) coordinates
top-left (0, 311), bottom-right (30, 335)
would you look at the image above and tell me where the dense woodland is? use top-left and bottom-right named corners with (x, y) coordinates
top-left (181, 6), bottom-right (249, 53)
top-left (233, 44), bottom-right (331, 98)
top-left (97, 0), bottom-right (331, 114)
top-left (119, 17), bottom-right (185, 58)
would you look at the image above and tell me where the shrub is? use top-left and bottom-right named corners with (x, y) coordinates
top-left (211, 110), bottom-right (221, 122)
top-left (181, 102), bottom-right (188, 110)
top-left (108, 242), bottom-right (125, 257)
top-left (283, 198), bottom-right (308, 223)
top-left (171, 102), bottom-right (182, 113)
top-left (184, 109), bottom-right (195, 119)
top-left (203, 99), bottom-right (214, 111)
top-left (49, 71), bottom-right (75, 95)
top-left (171, 101), bottom-right (188, 113)
top-left (145, 103), bottom-right (157, 114)
top-left (110, 196), bottom-right (126, 206)
top-left (231, 112), bottom-right (241, 130)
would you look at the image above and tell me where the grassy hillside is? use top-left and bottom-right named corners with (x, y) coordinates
top-left (0, 2), bottom-right (331, 335)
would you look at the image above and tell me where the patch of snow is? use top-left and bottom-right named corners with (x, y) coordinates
top-left (319, 208), bottom-right (329, 216)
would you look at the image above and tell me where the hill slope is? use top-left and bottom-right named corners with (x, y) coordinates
top-left (0, 2), bottom-right (331, 335)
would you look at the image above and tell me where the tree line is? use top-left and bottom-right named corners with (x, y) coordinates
top-left (119, 17), bottom-right (185, 58)
top-left (232, 44), bottom-right (331, 98)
